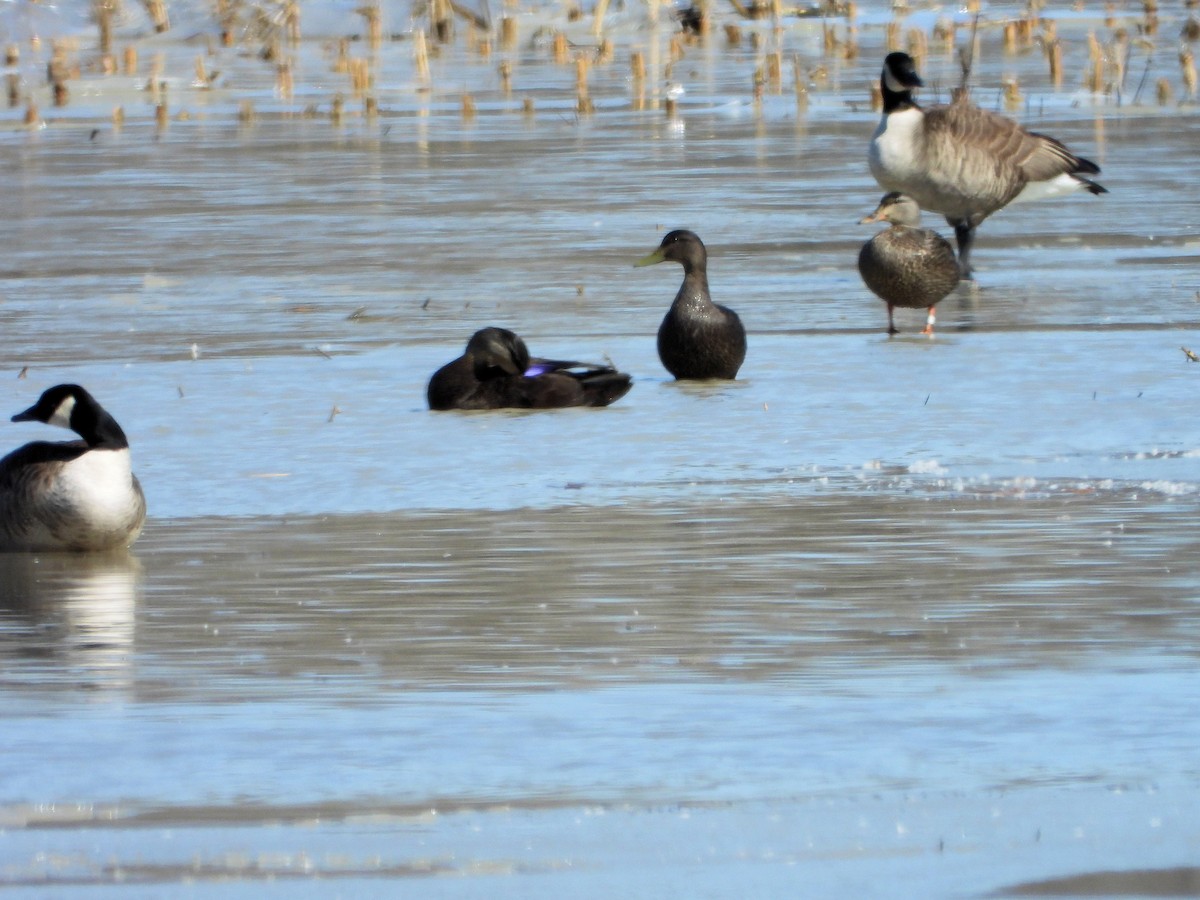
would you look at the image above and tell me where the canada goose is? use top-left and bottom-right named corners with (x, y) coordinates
top-left (428, 327), bottom-right (633, 410)
top-left (0, 384), bottom-right (146, 552)
top-left (858, 192), bottom-right (961, 336)
top-left (634, 230), bottom-right (747, 380)
top-left (868, 51), bottom-right (1107, 278)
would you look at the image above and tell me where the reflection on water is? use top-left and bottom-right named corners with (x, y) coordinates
top-left (0, 553), bottom-right (140, 693)
top-left (118, 494), bottom-right (1200, 694)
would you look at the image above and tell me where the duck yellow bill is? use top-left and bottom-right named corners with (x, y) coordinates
top-left (633, 248), bottom-right (666, 267)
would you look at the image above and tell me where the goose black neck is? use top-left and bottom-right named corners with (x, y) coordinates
top-left (74, 404), bottom-right (130, 450)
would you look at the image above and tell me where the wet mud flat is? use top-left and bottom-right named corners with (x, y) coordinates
top-left (3, 494), bottom-right (1200, 896)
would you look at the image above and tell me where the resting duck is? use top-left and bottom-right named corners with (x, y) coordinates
top-left (427, 327), bottom-right (633, 410)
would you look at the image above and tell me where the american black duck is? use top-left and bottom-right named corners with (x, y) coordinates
top-left (634, 230), bottom-right (746, 380)
top-left (427, 327), bottom-right (633, 411)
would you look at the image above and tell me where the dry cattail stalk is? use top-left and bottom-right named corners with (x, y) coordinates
top-left (277, 62), bottom-right (293, 100)
top-left (6, 73), bottom-right (18, 108)
top-left (792, 54), bottom-right (808, 111)
top-left (724, 23), bottom-right (741, 46)
top-left (47, 43), bottom-right (70, 85)
top-left (112, 104), bottom-right (124, 127)
top-left (1003, 20), bottom-right (1017, 53)
top-left (194, 54), bottom-right (208, 86)
top-left (553, 32), bottom-right (568, 64)
top-left (593, 0), bottom-right (609, 37)
top-left (364, 95), bottom-right (378, 119)
top-left (869, 80), bottom-right (882, 111)
top-left (145, 0), bottom-right (169, 33)
top-left (1156, 76), bottom-right (1172, 103)
top-left (822, 23), bottom-right (837, 55)
top-left (575, 56), bottom-right (593, 112)
top-left (431, 0), bottom-right (451, 43)
top-left (1182, 46), bottom-right (1198, 98)
top-left (767, 50), bottom-right (782, 92)
top-left (501, 17), bottom-right (517, 49)
top-left (1003, 77), bottom-right (1021, 110)
top-left (413, 29), bottom-right (429, 80)
top-left (842, 25), bottom-right (859, 61)
top-left (155, 100), bottom-right (168, 129)
top-left (1048, 39), bottom-right (1062, 85)
top-left (284, 0), bottom-right (300, 43)
top-left (886, 20), bottom-right (900, 51)
top-left (332, 38), bottom-right (349, 73)
top-left (123, 45), bottom-right (138, 75)
top-left (4, 44), bottom-right (17, 66)
top-left (24, 102), bottom-right (38, 125)
top-left (933, 18), bottom-right (955, 54)
top-left (522, 96), bottom-right (535, 116)
top-left (461, 93), bottom-right (476, 119)
top-left (749, 31), bottom-right (763, 51)
top-left (238, 99), bottom-right (255, 123)
top-left (94, 0), bottom-right (114, 55)
top-left (53, 81), bottom-right (68, 106)
top-left (349, 57), bottom-right (372, 96)
top-left (669, 34), bottom-right (685, 64)
top-left (330, 94), bottom-right (344, 124)
top-left (630, 50), bottom-right (645, 108)
top-left (358, 5), bottom-right (382, 50)
top-left (498, 59), bottom-right (512, 95)
top-left (1086, 31), bottom-right (1103, 92)
top-left (905, 27), bottom-right (925, 68)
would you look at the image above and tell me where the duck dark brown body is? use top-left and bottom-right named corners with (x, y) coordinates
top-left (428, 327), bottom-right (633, 411)
top-left (635, 230), bottom-right (746, 380)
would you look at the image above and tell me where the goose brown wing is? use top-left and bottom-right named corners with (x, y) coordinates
top-left (1018, 129), bottom-right (1100, 181)
top-left (921, 103), bottom-right (1028, 210)
top-left (930, 102), bottom-right (1094, 183)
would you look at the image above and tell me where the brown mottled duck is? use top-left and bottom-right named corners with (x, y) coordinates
top-left (858, 192), bottom-right (960, 336)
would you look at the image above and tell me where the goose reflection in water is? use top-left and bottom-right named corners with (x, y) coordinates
top-left (0, 553), bottom-right (141, 691)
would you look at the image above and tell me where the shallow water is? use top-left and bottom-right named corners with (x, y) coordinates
top-left (2, 0), bottom-right (1200, 895)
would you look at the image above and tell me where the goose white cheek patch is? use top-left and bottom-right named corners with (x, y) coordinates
top-left (884, 69), bottom-right (912, 94)
top-left (49, 395), bottom-right (76, 430)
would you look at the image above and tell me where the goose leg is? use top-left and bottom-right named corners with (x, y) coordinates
top-left (887, 304), bottom-right (899, 335)
top-left (951, 219), bottom-right (975, 280)
top-left (921, 306), bottom-right (936, 336)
